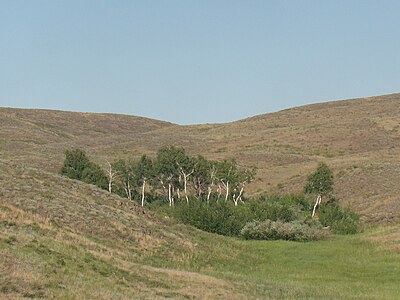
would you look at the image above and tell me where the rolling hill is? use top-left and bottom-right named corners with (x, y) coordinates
top-left (1, 94), bottom-right (400, 298)
top-left (1, 93), bottom-right (400, 223)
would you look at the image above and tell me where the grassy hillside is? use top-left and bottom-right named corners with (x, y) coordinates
top-left (1, 159), bottom-right (399, 299)
top-left (1, 94), bottom-right (400, 223)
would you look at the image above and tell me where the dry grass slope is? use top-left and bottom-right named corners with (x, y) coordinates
top-left (1, 93), bottom-right (400, 224)
top-left (0, 160), bottom-right (245, 298)
top-left (1, 95), bottom-right (400, 298)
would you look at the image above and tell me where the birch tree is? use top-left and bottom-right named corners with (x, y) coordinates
top-left (304, 162), bottom-right (334, 219)
top-left (112, 159), bottom-right (137, 201)
top-left (232, 167), bottom-right (256, 206)
top-left (191, 155), bottom-right (211, 199)
top-left (216, 159), bottom-right (237, 202)
top-left (136, 155), bottom-right (154, 206)
top-left (105, 161), bottom-right (118, 193)
top-left (154, 146), bottom-right (182, 206)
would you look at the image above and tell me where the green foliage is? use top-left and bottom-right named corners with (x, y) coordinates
top-left (81, 162), bottom-right (108, 190)
top-left (60, 148), bottom-right (107, 190)
top-left (304, 162), bottom-right (334, 196)
top-left (171, 200), bottom-right (251, 236)
top-left (111, 158), bottom-right (138, 199)
top-left (318, 200), bottom-right (360, 234)
top-left (169, 194), bottom-right (314, 237)
top-left (191, 155), bottom-right (212, 196)
top-left (136, 155), bottom-right (154, 184)
top-left (249, 195), bottom-right (309, 222)
top-left (60, 148), bottom-right (91, 180)
top-left (154, 146), bottom-right (184, 178)
top-left (240, 220), bottom-right (330, 241)
top-left (168, 193), bottom-right (360, 239)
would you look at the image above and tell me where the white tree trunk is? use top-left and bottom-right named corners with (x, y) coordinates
top-left (207, 186), bottom-right (212, 203)
top-left (141, 179), bottom-right (146, 207)
top-left (177, 167), bottom-right (193, 205)
top-left (183, 173), bottom-right (189, 204)
top-left (225, 181), bottom-right (229, 201)
top-left (168, 183), bottom-right (172, 206)
top-left (207, 166), bottom-right (216, 203)
top-left (312, 194), bottom-right (322, 219)
top-left (233, 186), bottom-right (244, 206)
top-left (125, 181), bottom-right (132, 201)
top-left (106, 161), bottom-right (116, 193)
top-left (217, 184), bottom-right (221, 202)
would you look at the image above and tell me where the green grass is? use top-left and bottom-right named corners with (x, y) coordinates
top-left (0, 159), bottom-right (399, 298)
top-left (143, 226), bottom-right (400, 299)
top-left (1, 200), bottom-right (399, 299)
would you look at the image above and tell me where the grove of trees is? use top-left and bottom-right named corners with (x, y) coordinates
top-left (60, 147), bottom-right (359, 239)
top-left (60, 146), bottom-right (256, 207)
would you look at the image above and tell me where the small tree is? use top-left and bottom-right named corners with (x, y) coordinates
top-left (60, 148), bottom-right (91, 180)
top-left (154, 146), bottom-right (182, 206)
top-left (60, 148), bottom-right (107, 190)
top-left (304, 162), bottom-right (334, 219)
top-left (136, 155), bottom-right (154, 206)
top-left (112, 159), bottom-right (137, 201)
top-left (81, 162), bottom-right (108, 190)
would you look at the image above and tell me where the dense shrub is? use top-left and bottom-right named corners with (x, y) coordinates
top-left (171, 200), bottom-right (251, 236)
top-left (60, 148), bottom-right (107, 190)
top-left (318, 202), bottom-right (359, 234)
top-left (169, 194), bottom-right (315, 237)
top-left (240, 220), bottom-right (330, 241)
top-left (81, 162), bottom-right (108, 190)
top-left (60, 148), bottom-right (91, 180)
top-left (249, 194), bottom-right (309, 222)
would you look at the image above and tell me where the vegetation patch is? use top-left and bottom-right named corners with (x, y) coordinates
top-left (240, 220), bottom-right (330, 241)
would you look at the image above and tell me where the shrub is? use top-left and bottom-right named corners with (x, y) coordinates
top-left (169, 194), bottom-right (315, 237)
top-left (81, 162), bottom-right (108, 190)
top-left (250, 194), bottom-right (310, 222)
top-left (171, 200), bottom-right (252, 236)
top-left (60, 148), bottom-right (107, 190)
top-left (60, 148), bottom-right (91, 180)
top-left (318, 203), bottom-right (359, 234)
top-left (240, 220), bottom-right (330, 241)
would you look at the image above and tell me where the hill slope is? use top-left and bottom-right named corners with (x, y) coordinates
top-left (1, 160), bottom-right (400, 299)
top-left (1, 95), bottom-right (400, 298)
top-left (1, 94), bottom-right (400, 223)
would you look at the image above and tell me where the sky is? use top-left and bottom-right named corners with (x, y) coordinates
top-left (1, 1), bottom-right (400, 125)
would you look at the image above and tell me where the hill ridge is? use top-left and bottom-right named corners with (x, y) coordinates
top-left (1, 92), bottom-right (400, 223)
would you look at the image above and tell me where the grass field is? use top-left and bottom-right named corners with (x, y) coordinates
top-left (1, 197), bottom-right (399, 299)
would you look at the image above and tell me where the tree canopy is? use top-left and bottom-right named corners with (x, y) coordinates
top-left (304, 162), bottom-right (334, 197)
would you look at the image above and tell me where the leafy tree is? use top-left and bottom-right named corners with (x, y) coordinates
top-left (81, 162), bottom-right (107, 189)
top-left (60, 148), bottom-right (107, 190)
top-left (304, 162), bottom-right (334, 219)
top-left (154, 146), bottom-right (183, 205)
top-left (112, 159), bottom-right (137, 200)
top-left (215, 159), bottom-right (237, 201)
top-left (191, 155), bottom-right (212, 199)
top-left (60, 148), bottom-right (91, 180)
top-left (136, 155), bottom-right (154, 206)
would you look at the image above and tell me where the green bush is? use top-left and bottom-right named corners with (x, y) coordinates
top-left (318, 203), bottom-right (359, 234)
top-left (60, 148), bottom-right (91, 180)
top-left (81, 162), bottom-right (108, 190)
top-left (171, 200), bottom-right (252, 236)
top-left (240, 220), bottom-right (330, 241)
top-left (249, 194), bottom-right (310, 222)
top-left (169, 194), bottom-right (313, 237)
top-left (60, 148), bottom-right (107, 190)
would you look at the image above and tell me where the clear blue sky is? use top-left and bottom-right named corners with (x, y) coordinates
top-left (1, 1), bottom-right (400, 124)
